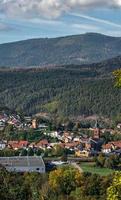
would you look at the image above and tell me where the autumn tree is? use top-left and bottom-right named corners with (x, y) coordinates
top-left (49, 166), bottom-right (82, 195)
top-left (107, 172), bottom-right (121, 200)
top-left (113, 69), bottom-right (121, 87)
top-left (95, 154), bottom-right (106, 168)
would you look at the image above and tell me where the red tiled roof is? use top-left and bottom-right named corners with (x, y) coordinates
top-left (59, 143), bottom-right (65, 148)
top-left (19, 141), bottom-right (29, 146)
top-left (8, 140), bottom-right (29, 149)
top-left (109, 141), bottom-right (121, 148)
top-left (65, 142), bottom-right (79, 148)
top-left (36, 139), bottom-right (48, 147)
top-left (8, 141), bottom-right (18, 145)
top-left (103, 141), bottom-right (121, 149)
top-left (102, 143), bottom-right (112, 149)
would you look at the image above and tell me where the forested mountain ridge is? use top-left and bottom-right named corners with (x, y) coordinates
top-left (0, 33), bottom-right (121, 67)
top-left (0, 55), bottom-right (121, 118)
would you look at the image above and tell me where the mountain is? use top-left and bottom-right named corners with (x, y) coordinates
top-left (0, 33), bottom-right (121, 67)
top-left (86, 55), bottom-right (121, 74)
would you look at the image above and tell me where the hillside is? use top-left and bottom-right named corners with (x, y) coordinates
top-left (0, 55), bottom-right (120, 118)
top-left (0, 33), bottom-right (121, 67)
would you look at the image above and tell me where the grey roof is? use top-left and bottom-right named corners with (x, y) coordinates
top-left (0, 156), bottom-right (44, 167)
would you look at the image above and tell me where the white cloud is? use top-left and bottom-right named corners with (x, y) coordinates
top-left (0, 0), bottom-right (67, 19)
top-left (27, 18), bottom-right (64, 26)
top-left (0, 0), bottom-right (121, 19)
top-left (70, 12), bottom-right (121, 28)
top-left (71, 23), bottom-right (101, 31)
top-left (67, 0), bottom-right (121, 9)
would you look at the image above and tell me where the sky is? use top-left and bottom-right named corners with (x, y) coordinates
top-left (0, 0), bottom-right (121, 43)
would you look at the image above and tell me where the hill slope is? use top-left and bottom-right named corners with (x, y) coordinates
top-left (0, 56), bottom-right (120, 118)
top-left (0, 33), bottom-right (121, 67)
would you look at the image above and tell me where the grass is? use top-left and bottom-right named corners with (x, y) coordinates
top-left (80, 162), bottom-right (114, 176)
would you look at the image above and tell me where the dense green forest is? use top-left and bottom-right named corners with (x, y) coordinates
top-left (0, 60), bottom-right (120, 118)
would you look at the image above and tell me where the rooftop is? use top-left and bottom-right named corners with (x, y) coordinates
top-left (0, 156), bottom-right (44, 167)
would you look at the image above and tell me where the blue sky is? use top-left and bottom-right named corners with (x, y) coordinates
top-left (0, 0), bottom-right (121, 43)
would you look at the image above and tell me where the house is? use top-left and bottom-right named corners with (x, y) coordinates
top-left (36, 139), bottom-right (49, 149)
top-left (73, 137), bottom-right (80, 142)
top-left (0, 121), bottom-right (5, 130)
top-left (0, 156), bottom-right (45, 173)
top-left (64, 136), bottom-right (72, 143)
top-left (38, 124), bottom-right (48, 130)
top-left (8, 140), bottom-right (29, 150)
top-left (24, 116), bottom-right (32, 122)
top-left (19, 141), bottom-right (29, 148)
top-left (32, 119), bottom-right (38, 129)
top-left (44, 131), bottom-right (58, 138)
top-left (0, 141), bottom-right (6, 150)
top-left (8, 141), bottom-right (19, 150)
top-left (117, 123), bottom-right (121, 129)
top-left (102, 141), bottom-right (121, 154)
top-left (75, 150), bottom-right (90, 157)
top-left (80, 138), bottom-right (91, 150)
top-left (102, 143), bottom-right (112, 153)
top-left (29, 142), bottom-right (36, 148)
top-left (62, 132), bottom-right (73, 143)
top-left (80, 136), bottom-right (102, 152)
top-left (64, 142), bottom-right (79, 150)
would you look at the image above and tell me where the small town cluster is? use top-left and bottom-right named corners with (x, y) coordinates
top-left (0, 112), bottom-right (121, 159)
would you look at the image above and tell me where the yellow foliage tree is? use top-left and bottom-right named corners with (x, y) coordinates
top-left (107, 172), bottom-right (121, 200)
top-left (49, 166), bottom-right (82, 195)
top-left (113, 69), bottom-right (121, 87)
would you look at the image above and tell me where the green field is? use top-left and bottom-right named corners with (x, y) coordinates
top-left (80, 162), bottom-right (114, 176)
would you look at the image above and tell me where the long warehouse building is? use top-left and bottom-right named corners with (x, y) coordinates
top-left (0, 156), bottom-right (45, 173)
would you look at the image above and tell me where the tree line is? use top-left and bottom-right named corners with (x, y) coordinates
top-left (0, 165), bottom-right (121, 200)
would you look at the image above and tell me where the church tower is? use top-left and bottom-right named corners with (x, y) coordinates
top-left (93, 120), bottom-right (100, 139)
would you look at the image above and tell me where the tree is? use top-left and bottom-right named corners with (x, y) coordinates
top-left (27, 148), bottom-right (34, 156)
top-left (36, 148), bottom-right (44, 156)
top-left (52, 145), bottom-right (64, 157)
top-left (24, 172), bottom-right (47, 200)
top-left (113, 69), bottom-right (121, 87)
top-left (95, 154), bottom-right (105, 168)
top-left (21, 149), bottom-right (27, 156)
top-left (106, 155), bottom-right (120, 169)
top-left (4, 124), bottom-right (14, 138)
top-left (49, 166), bottom-right (82, 195)
top-left (107, 172), bottom-right (121, 200)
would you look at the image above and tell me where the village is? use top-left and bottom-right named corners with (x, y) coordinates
top-left (0, 111), bottom-right (121, 161)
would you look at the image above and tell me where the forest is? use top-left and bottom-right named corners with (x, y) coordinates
top-left (0, 61), bottom-right (120, 118)
top-left (0, 165), bottom-right (121, 200)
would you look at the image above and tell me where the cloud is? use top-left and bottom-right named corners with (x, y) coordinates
top-left (68, 0), bottom-right (121, 9)
top-left (0, 0), bottom-right (121, 19)
top-left (71, 23), bottom-right (101, 31)
top-left (70, 12), bottom-right (121, 28)
top-left (27, 18), bottom-right (64, 26)
top-left (0, 0), bottom-right (67, 19)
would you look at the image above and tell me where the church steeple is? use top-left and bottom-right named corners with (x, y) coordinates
top-left (93, 120), bottom-right (100, 139)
